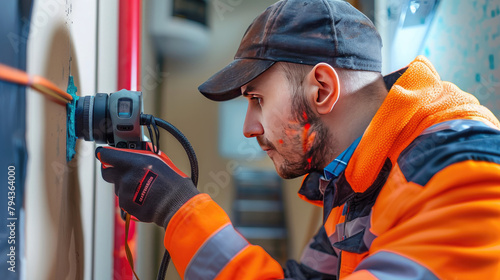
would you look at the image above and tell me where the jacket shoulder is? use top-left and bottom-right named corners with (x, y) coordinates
top-left (398, 119), bottom-right (500, 186)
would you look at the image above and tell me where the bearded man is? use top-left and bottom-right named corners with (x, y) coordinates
top-left (96, 0), bottom-right (500, 279)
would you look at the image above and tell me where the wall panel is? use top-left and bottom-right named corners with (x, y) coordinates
top-left (25, 0), bottom-right (97, 279)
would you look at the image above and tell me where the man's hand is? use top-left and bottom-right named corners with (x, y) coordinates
top-left (95, 146), bottom-right (199, 228)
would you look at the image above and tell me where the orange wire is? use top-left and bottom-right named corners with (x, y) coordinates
top-left (0, 63), bottom-right (30, 85)
top-left (125, 213), bottom-right (141, 280)
top-left (0, 63), bottom-right (73, 104)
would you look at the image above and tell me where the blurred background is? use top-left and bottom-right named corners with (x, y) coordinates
top-left (0, 0), bottom-right (499, 279)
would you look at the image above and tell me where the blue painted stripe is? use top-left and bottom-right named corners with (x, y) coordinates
top-left (184, 224), bottom-right (249, 280)
top-left (355, 251), bottom-right (439, 280)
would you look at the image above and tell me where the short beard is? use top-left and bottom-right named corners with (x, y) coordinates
top-left (277, 85), bottom-right (335, 179)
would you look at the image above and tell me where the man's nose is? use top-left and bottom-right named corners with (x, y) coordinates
top-left (243, 107), bottom-right (264, 138)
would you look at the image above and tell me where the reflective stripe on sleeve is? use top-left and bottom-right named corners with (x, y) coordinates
top-left (300, 245), bottom-right (338, 276)
top-left (165, 194), bottom-right (234, 277)
top-left (354, 251), bottom-right (439, 280)
top-left (185, 224), bottom-right (249, 280)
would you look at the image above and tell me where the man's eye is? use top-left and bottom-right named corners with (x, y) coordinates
top-left (251, 96), bottom-right (262, 106)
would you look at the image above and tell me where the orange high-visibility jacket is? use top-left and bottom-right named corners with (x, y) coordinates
top-left (164, 56), bottom-right (500, 279)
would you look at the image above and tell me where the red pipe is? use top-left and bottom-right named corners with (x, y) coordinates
top-left (118, 0), bottom-right (142, 91)
top-left (116, 0), bottom-right (141, 279)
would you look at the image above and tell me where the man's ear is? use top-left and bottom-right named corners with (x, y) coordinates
top-left (305, 63), bottom-right (340, 115)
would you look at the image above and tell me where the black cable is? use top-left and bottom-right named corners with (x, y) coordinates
top-left (146, 120), bottom-right (156, 152)
top-left (151, 119), bottom-right (160, 153)
top-left (144, 114), bottom-right (161, 154)
top-left (140, 114), bottom-right (199, 280)
top-left (156, 252), bottom-right (171, 280)
top-left (141, 114), bottom-right (199, 186)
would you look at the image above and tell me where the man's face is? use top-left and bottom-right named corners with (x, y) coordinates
top-left (242, 65), bottom-right (333, 179)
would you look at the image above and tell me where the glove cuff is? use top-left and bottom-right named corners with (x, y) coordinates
top-left (159, 178), bottom-right (200, 228)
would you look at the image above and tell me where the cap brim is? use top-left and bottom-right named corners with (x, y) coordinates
top-left (198, 58), bottom-right (276, 101)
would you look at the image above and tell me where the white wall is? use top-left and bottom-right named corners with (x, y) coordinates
top-left (94, 0), bottom-right (118, 279)
top-left (24, 0), bottom-right (117, 279)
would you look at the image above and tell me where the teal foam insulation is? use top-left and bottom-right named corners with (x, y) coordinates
top-left (421, 0), bottom-right (500, 116)
top-left (66, 75), bottom-right (78, 162)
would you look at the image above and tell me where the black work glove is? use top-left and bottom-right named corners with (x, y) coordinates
top-left (95, 146), bottom-right (199, 228)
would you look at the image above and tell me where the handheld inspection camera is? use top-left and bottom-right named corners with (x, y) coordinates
top-left (74, 89), bottom-right (198, 280)
top-left (74, 88), bottom-right (198, 184)
top-left (75, 89), bottom-right (145, 150)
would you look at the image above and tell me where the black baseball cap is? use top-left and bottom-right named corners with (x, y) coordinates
top-left (198, 0), bottom-right (382, 101)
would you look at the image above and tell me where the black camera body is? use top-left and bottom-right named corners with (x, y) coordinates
top-left (75, 89), bottom-right (145, 149)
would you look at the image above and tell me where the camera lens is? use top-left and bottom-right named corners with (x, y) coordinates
top-left (75, 94), bottom-right (113, 144)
